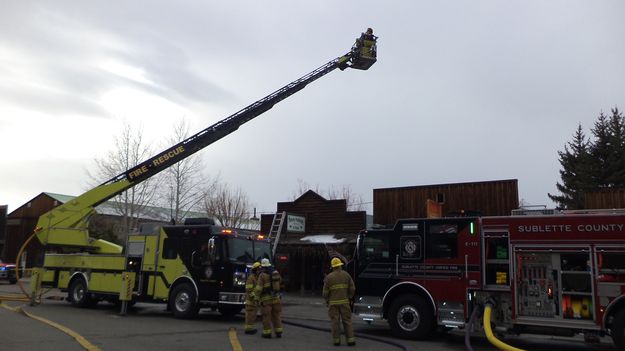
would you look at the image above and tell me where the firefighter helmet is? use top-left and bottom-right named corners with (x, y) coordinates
top-left (252, 261), bottom-right (261, 269)
top-left (261, 258), bottom-right (272, 267)
top-left (331, 257), bottom-right (343, 268)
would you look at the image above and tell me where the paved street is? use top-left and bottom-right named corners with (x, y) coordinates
top-left (0, 280), bottom-right (617, 351)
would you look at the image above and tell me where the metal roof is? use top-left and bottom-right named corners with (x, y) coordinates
top-left (44, 192), bottom-right (75, 204)
top-left (43, 192), bottom-right (205, 222)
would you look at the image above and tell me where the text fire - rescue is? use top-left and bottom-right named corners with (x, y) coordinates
top-left (518, 223), bottom-right (624, 233)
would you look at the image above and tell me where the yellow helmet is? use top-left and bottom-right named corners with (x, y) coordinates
top-left (252, 262), bottom-right (261, 269)
top-left (331, 257), bottom-right (343, 268)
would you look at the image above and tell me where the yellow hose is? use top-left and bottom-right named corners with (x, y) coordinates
top-left (0, 295), bottom-right (30, 302)
top-left (483, 304), bottom-right (525, 351)
top-left (15, 231), bottom-right (38, 299)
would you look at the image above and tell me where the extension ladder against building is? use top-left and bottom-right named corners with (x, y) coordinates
top-left (269, 212), bottom-right (286, 256)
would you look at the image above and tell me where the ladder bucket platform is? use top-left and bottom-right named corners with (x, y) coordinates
top-left (350, 56), bottom-right (377, 70)
top-left (349, 32), bottom-right (378, 70)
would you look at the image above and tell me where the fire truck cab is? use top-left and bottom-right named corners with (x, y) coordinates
top-left (352, 212), bottom-right (625, 348)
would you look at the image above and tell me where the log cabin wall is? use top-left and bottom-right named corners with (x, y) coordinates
top-left (585, 188), bottom-right (625, 209)
top-left (373, 179), bottom-right (519, 226)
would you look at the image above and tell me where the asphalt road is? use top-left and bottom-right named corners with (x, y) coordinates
top-left (0, 280), bottom-right (618, 351)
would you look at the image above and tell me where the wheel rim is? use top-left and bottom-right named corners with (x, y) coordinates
top-left (73, 283), bottom-right (85, 302)
top-left (175, 291), bottom-right (191, 312)
top-left (397, 305), bottom-right (420, 331)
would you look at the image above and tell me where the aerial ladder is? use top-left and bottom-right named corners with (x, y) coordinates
top-left (33, 30), bottom-right (377, 254)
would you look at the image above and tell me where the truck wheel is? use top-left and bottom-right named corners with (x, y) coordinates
top-left (69, 278), bottom-right (95, 307)
top-left (388, 294), bottom-right (435, 340)
top-left (612, 309), bottom-right (625, 349)
top-left (170, 283), bottom-right (199, 319)
top-left (9, 278), bottom-right (17, 284)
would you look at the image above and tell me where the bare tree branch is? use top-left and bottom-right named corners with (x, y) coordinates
top-left (87, 121), bottom-right (159, 236)
top-left (292, 180), bottom-right (366, 211)
top-left (290, 178), bottom-right (321, 200)
top-left (203, 180), bottom-right (252, 229)
top-left (159, 118), bottom-right (217, 223)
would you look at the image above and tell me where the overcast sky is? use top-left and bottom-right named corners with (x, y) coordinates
top-left (1, 1), bottom-right (624, 216)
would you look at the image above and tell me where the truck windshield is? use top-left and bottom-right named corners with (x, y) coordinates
top-left (227, 238), bottom-right (272, 263)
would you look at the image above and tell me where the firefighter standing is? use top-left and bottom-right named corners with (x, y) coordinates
top-left (244, 261), bottom-right (261, 334)
top-left (322, 257), bottom-right (356, 346)
top-left (255, 258), bottom-right (283, 338)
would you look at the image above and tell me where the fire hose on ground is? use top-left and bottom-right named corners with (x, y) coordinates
top-left (0, 231), bottom-right (39, 304)
top-left (464, 303), bottom-right (481, 351)
top-left (482, 300), bottom-right (525, 351)
top-left (282, 319), bottom-right (414, 351)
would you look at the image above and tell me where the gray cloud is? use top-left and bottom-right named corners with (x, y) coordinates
top-left (0, 1), bottom-right (232, 120)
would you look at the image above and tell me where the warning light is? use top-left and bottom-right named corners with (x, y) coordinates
top-left (222, 229), bottom-right (233, 234)
top-left (257, 235), bottom-right (265, 240)
top-left (470, 222), bottom-right (475, 235)
top-left (278, 255), bottom-right (288, 261)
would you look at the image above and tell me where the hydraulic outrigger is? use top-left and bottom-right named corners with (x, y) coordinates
top-left (28, 30), bottom-right (377, 318)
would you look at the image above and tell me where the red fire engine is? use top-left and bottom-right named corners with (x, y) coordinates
top-left (351, 211), bottom-right (625, 348)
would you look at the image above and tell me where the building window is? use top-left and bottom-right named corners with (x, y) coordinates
top-left (436, 193), bottom-right (445, 204)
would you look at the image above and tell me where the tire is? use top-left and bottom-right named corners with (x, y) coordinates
top-left (612, 309), bottom-right (625, 349)
top-left (169, 283), bottom-right (199, 319)
top-left (9, 278), bottom-right (17, 285)
top-left (388, 294), bottom-right (435, 340)
top-left (68, 278), bottom-right (95, 308)
top-left (219, 306), bottom-right (242, 319)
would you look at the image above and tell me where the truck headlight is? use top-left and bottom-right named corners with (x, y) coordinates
top-left (233, 271), bottom-right (246, 287)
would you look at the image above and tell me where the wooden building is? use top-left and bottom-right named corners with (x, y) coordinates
top-left (260, 190), bottom-right (366, 293)
top-left (3, 193), bottom-right (57, 267)
top-left (373, 179), bottom-right (519, 226)
top-left (585, 188), bottom-right (625, 209)
top-left (0, 205), bottom-right (7, 260)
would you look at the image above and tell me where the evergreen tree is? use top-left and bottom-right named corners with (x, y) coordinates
top-left (548, 124), bottom-right (593, 209)
top-left (606, 107), bottom-right (625, 187)
top-left (590, 111), bottom-right (612, 186)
